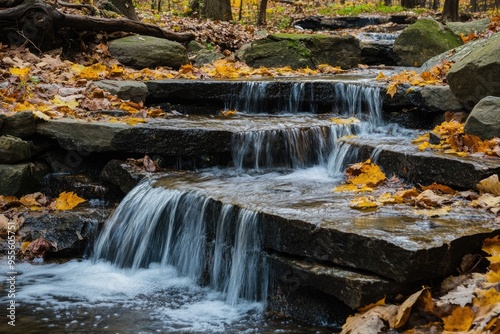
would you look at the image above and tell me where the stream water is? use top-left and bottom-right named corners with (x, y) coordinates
top-left (1, 81), bottom-right (412, 333)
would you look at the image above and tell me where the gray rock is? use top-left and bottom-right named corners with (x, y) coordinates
top-left (14, 209), bottom-right (111, 256)
top-left (464, 96), bottom-right (500, 140)
top-left (0, 162), bottom-right (49, 196)
top-left (37, 118), bottom-right (233, 156)
top-left (101, 159), bottom-right (147, 194)
top-left (94, 80), bottom-right (148, 103)
top-left (0, 135), bottom-right (33, 163)
top-left (446, 18), bottom-right (490, 36)
top-left (419, 36), bottom-right (492, 72)
top-left (191, 50), bottom-right (225, 66)
top-left (109, 35), bottom-right (190, 70)
top-left (393, 18), bottom-right (463, 66)
top-left (420, 85), bottom-right (464, 112)
top-left (447, 32), bottom-right (500, 110)
top-left (236, 34), bottom-right (362, 69)
top-left (186, 40), bottom-right (206, 53)
top-left (0, 111), bottom-right (36, 138)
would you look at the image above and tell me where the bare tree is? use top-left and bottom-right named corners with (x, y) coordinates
top-left (442, 0), bottom-right (459, 21)
top-left (257, 0), bottom-right (267, 26)
top-left (193, 0), bottom-right (233, 21)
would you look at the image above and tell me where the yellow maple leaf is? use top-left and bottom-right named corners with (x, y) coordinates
top-left (119, 102), bottom-right (140, 113)
top-left (348, 160), bottom-right (386, 187)
top-left (350, 196), bottom-right (379, 210)
top-left (330, 117), bottom-right (360, 125)
top-left (55, 192), bottom-right (86, 210)
top-left (386, 82), bottom-right (398, 98)
top-left (442, 306), bottom-right (474, 332)
top-left (9, 67), bottom-right (30, 78)
top-left (14, 101), bottom-right (37, 112)
top-left (51, 96), bottom-right (79, 109)
top-left (221, 110), bottom-right (237, 116)
top-left (375, 71), bottom-right (387, 81)
top-left (123, 117), bottom-right (147, 126)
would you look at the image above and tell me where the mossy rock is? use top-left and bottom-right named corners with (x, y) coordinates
top-left (236, 34), bottom-right (362, 69)
top-left (393, 18), bottom-right (463, 66)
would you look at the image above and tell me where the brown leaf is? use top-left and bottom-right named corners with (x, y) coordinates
top-left (415, 190), bottom-right (450, 207)
top-left (477, 174), bottom-right (500, 196)
top-left (389, 288), bottom-right (426, 329)
top-left (143, 155), bottom-right (160, 172)
top-left (26, 238), bottom-right (56, 258)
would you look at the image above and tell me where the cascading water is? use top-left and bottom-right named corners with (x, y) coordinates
top-left (93, 181), bottom-right (268, 306)
top-left (231, 123), bottom-right (360, 171)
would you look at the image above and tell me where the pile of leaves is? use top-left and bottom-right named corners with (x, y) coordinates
top-left (334, 159), bottom-right (500, 220)
top-left (413, 120), bottom-right (500, 158)
top-left (341, 235), bottom-right (500, 333)
top-left (376, 60), bottom-right (453, 98)
top-left (0, 43), bottom-right (347, 123)
top-left (460, 15), bottom-right (500, 43)
top-left (0, 192), bottom-right (86, 236)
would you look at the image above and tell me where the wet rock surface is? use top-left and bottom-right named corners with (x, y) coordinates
top-left (293, 15), bottom-right (416, 31)
top-left (344, 136), bottom-right (500, 190)
top-left (3, 208), bottom-right (112, 256)
top-left (0, 111), bottom-right (37, 138)
top-left (154, 171), bottom-right (499, 283)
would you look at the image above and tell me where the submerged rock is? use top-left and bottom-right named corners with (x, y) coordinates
top-left (108, 35), bottom-right (189, 70)
top-left (447, 32), bottom-right (500, 110)
top-left (236, 34), bottom-right (362, 69)
top-left (393, 18), bottom-right (463, 66)
top-left (464, 96), bottom-right (500, 140)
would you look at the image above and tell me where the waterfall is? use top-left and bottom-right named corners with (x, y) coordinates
top-left (332, 83), bottom-right (383, 129)
top-left (327, 141), bottom-right (359, 178)
top-left (93, 181), bottom-right (268, 305)
top-left (228, 82), bottom-right (315, 114)
top-left (231, 123), bottom-right (360, 171)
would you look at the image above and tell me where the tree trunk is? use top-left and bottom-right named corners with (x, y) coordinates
top-left (257, 0), bottom-right (267, 26)
top-left (470, 0), bottom-right (478, 11)
top-left (106, 0), bottom-right (139, 21)
top-left (200, 0), bottom-right (232, 21)
top-left (432, 0), bottom-right (440, 10)
top-left (442, 0), bottom-right (459, 21)
top-left (0, 0), bottom-right (194, 50)
top-left (401, 0), bottom-right (416, 8)
top-left (384, 0), bottom-right (392, 6)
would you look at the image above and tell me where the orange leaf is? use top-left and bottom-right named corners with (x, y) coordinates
top-left (55, 192), bottom-right (86, 210)
top-left (442, 306), bottom-right (474, 332)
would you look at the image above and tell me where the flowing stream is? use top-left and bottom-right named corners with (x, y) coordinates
top-left (1, 81), bottom-right (412, 333)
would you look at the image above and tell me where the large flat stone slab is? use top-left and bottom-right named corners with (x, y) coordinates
top-left (154, 170), bottom-right (499, 283)
top-left (343, 135), bottom-right (500, 190)
top-left (268, 254), bottom-right (409, 310)
top-left (36, 116), bottom-right (339, 156)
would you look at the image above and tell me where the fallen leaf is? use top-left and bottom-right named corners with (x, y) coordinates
top-left (55, 192), bottom-right (86, 210)
top-left (26, 238), bottom-right (56, 258)
top-left (477, 174), bottom-right (500, 196)
top-left (442, 306), bottom-right (474, 332)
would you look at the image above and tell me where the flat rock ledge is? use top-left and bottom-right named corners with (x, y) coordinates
top-left (343, 136), bottom-right (500, 190)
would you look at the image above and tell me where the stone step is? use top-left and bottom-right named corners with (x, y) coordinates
top-left (36, 116), bottom-right (338, 156)
top-left (267, 253), bottom-right (409, 310)
top-left (343, 136), bottom-right (500, 190)
top-left (154, 171), bottom-right (499, 283)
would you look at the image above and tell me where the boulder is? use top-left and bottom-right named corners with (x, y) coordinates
top-left (393, 18), bottom-right (463, 66)
top-left (0, 135), bottom-right (33, 163)
top-left (446, 18), bottom-right (490, 36)
top-left (419, 36), bottom-right (491, 72)
top-left (14, 209), bottom-right (111, 256)
top-left (447, 33), bottom-right (500, 110)
top-left (0, 111), bottom-right (37, 138)
top-left (464, 96), bottom-right (500, 140)
top-left (108, 35), bottom-right (189, 70)
top-left (191, 50), bottom-right (225, 66)
top-left (236, 34), bottom-right (362, 69)
top-left (0, 162), bottom-right (49, 196)
top-left (0, 113), bottom-right (5, 129)
top-left (94, 80), bottom-right (148, 103)
top-left (419, 85), bottom-right (464, 112)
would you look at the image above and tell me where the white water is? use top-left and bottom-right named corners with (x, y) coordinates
top-left (0, 258), bottom-right (264, 333)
